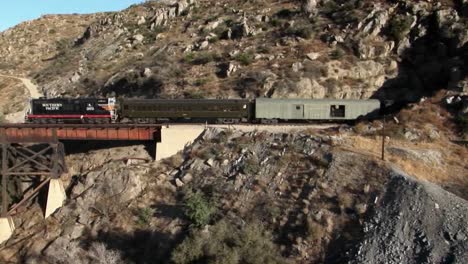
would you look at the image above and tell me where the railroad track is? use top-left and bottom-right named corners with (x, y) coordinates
top-left (0, 122), bottom-right (343, 128)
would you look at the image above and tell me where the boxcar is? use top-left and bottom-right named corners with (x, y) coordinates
top-left (26, 98), bottom-right (116, 123)
top-left (119, 99), bottom-right (254, 123)
top-left (255, 98), bottom-right (380, 121)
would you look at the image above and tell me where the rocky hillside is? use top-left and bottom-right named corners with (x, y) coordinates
top-left (0, 1), bottom-right (467, 263)
top-left (0, 128), bottom-right (466, 263)
top-left (0, 0), bottom-right (466, 101)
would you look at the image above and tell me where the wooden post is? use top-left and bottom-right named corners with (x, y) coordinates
top-left (381, 115), bottom-right (385, 161)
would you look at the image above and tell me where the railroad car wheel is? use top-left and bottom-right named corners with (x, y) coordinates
top-left (260, 119), bottom-right (278, 124)
top-left (216, 118), bottom-right (241, 124)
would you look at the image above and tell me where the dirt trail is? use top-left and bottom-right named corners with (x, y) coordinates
top-left (0, 74), bottom-right (42, 98)
top-left (0, 74), bottom-right (42, 123)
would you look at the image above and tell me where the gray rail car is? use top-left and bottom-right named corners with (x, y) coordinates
top-left (255, 98), bottom-right (380, 121)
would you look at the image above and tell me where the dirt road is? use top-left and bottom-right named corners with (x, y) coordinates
top-left (0, 74), bottom-right (42, 123)
top-left (0, 74), bottom-right (42, 98)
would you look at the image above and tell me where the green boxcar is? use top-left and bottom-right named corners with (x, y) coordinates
top-left (119, 99), bottom-right (254, 121)
top-left (255, 98), bottom-right (380, 120)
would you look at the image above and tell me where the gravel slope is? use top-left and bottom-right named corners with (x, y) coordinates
top-left (348, 168), bottom-right (468, 264)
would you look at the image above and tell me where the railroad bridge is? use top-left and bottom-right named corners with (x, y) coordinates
top-left (0, 123), bottom-right (172, 243)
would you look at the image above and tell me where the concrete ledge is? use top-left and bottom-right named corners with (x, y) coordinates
top-left (45, 179), bottom-right (66, 218)
top-left (156, 125), bottom-right (205, 161)
top-left (0, 217), bottom-right (15, 244)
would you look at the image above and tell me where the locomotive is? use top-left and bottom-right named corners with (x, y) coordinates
top-left (26, 97), bottom-right (117, 123)
top-left (25, 97), bottom-right (380, 124)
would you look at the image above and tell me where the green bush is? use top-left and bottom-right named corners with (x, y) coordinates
top-left (184, 90), bottom-right (206, 99)
top-left (172, 220), bottom-right (285, 264)
top-left (194, 78), bottom-right (210, 86)
top-left (242, 156), bottom-right (260, 175)
top-left (184, 191), bottom-right (216, 227)
top-left (388, 15), bottom-right (414, 42)
top-left (136, 207), bottom-right (154, 226)
top-left (322, 0), bottom-right (340, 14)
top-left (184, 51), bottom-right (219, 65)
top-left (329, 48), bottom-right (345, 60)
top-left (269, 18), bottom-right (281, 27)
top-left (234, 52), bottom-right (254, 66)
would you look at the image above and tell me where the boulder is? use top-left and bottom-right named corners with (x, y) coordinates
top-left (357, 7), bottom-right (392, 37)
top-left (306, 52), bottom-right (320, 60)
top-left (175, 178), bottom-right (184, 187)
top-left (301, 0), bottom-right (319, 16)
top-left (218, 62), bottom-right (239, 78)
top-left (181, 173), bottom-right (193, 183)
top-left (131, 34), bottom-right (144, 44)
top-left (70, 72), bottom-right (81, 83)
top-left (292, 62), bottom-right (303, 72)
top-left (175, 0), bottom-right (190, 16)
top-left (271, 78), bottom-right (325, 99)
top-left (143, 68), bottom-right (153, 78)
top-left (356, 38), bottom-right (394, 59)
top-left (206, 158), bottom-right (214, 167)
top-left (137, 16), bottom-right (146, 25)
top-left (199, 40), bottom-right (209, 50)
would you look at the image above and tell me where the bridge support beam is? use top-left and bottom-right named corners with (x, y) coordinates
top-left (0, 216), bottom-right (14, 244)
top-left (45, 179), bottom-right (66, 218)
top-left (156, 125), bottom-right (205, 161)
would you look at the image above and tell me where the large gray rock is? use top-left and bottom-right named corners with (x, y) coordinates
top-left (356, 38), bottom-right (394, 59)
top-left (271, 77), bottom-right (326, 99)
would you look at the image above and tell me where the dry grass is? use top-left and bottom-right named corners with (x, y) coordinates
top-left (0, 77), bottom-right (28, 116)
top-left (344, 136), bottom-right (468, 199)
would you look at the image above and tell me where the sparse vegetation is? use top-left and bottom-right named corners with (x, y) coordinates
top-left (322, 0), bottom-right (340, 14)
top-left (171, 220), bottom-right (285, 264)
top-left (184, 90), bottom-right (207, 99)
top-left (388, 15), bottom-right (414, 42)
top-left (243, 156), bottom-right (260, 175)
top-left (234, 52), bottom-right (254, 66)
top-left (184, 190), bottom-right (216, 227)
top-left (306, 218), bottom-right (326, 242)
top-left (193, 77), bottom-right (210, 86)
top-left (330, 48), bottom-right (345, 60)
top-left (183, 51), bottom-right (220, 65)
top-left (286, 24), bottom-right (315, 39)
top-left (135, 207), bottom-right (154, 226)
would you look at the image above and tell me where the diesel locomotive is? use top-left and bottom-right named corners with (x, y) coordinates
top-left (25, 97), bottom-right (380, 124)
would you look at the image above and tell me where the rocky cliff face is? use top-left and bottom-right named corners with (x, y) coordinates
top-left (0, 0), bottom-right (466, 101)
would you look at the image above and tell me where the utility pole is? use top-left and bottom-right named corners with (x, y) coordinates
top-left (381, 115), bottom-right (385, 161)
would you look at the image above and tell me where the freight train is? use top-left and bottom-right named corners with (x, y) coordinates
top-left (25, 97), bottom-right (380, 124)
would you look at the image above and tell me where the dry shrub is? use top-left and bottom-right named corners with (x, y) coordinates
top-left (354, 122), bottom-right (368, 135)
top-left (172, 219), bottom-right (285, 264)
top-left (47, 241), bottom-right (124, 264)
top-left (306, 218), bottom-right (326, 242)
top-left (337, 192), bottom-right (354, 210)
